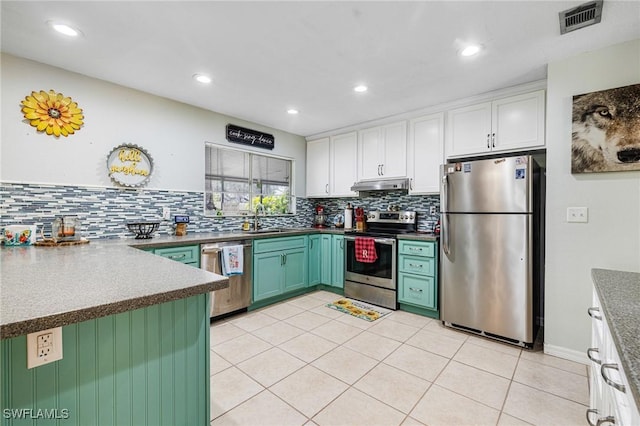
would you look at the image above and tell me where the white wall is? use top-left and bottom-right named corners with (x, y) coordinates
top-left (544, 39), bottom-right (640, 361)
top-left (0, 54), bottom-right (307, 195)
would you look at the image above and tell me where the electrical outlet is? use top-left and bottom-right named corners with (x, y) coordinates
top-left (27, 327), bottom-right (63, 369)
top-left (162, 207), bottom-right (171, 220)
top-left (566, 206), bottom-right (588, 223)
top-left (429, 206), bottom-right (437, 215)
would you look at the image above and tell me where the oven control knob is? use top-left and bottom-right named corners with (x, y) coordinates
top-left (369, 213), bottom-right (376, 219)
top-left (409, 214), bottom-right (414, 220)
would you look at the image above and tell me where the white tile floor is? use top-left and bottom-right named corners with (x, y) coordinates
top-left (210, 291), bottom-right (589, 426)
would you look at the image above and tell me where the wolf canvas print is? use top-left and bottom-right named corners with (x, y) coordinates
top-left (571, 83), bottom-right (640, 174)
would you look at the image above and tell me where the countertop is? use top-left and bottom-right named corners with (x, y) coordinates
top-left (1, 227), bottom-right (438, 339)
top-left (591, 268), bottom-right (640, 409)
top-left (0, 239), bottom-right (229, 339)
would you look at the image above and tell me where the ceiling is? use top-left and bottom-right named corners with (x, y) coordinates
top-left (2, 1), bottom-right (639, 138)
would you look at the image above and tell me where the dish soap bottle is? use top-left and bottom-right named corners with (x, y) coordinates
top-left (242, 218), bottom-right (250, 231)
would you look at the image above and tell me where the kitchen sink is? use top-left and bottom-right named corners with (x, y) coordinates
top-left (243, 228), bottom-right (289, 234)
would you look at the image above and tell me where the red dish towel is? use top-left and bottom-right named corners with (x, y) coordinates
top-left (355, 237), bottom-right (378, 263)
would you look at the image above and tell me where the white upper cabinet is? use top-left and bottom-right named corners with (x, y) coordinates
top-left (358, 121), bottom-right (407, 180)
top-left (408, 113), bottom-right (444, 194)
top-left (306, 137), bottom-right (330, 197)
top-left (330, 131), bottom-right (358, 197)
top-left (445, 90), bottom-right (545, 158)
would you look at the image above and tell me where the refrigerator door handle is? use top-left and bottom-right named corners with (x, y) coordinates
top-left (441, 173), bottom-right (451, 255)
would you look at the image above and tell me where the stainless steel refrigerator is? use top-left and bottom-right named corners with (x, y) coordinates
top-left (440, 155), bottom-right (544, 347)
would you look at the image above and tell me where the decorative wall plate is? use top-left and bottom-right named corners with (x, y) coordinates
top-left (106, 144), bottom-right (153, 187)
top-left (21, 90), bottom-right (84, 137)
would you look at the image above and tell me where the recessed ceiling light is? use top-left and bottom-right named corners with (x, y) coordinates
top-left (460, 44), bottom-right (482, 57)
top-left (354, 85), bottom-right (368, 93)
top-left (48, 22), bottom-right (81, 37)
top-left (287, 109), bottom-right (299, 115)
top-left (193, 74), bottom-right (212, 84)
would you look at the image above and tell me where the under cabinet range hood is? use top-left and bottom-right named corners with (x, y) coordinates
top-left (350, 178), bottom-right (410, 193)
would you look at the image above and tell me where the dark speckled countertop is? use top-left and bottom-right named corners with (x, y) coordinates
top-left (0, 239), bottom-right (229, 339)
top-left (592, 268), bottom-right (640, 409)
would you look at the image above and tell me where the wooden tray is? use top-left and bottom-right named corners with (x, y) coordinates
top-left (34, 239), bottom-right (90, 247)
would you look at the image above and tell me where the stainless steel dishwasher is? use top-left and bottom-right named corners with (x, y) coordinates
top-left (201, 240), bottom-right (252, 318)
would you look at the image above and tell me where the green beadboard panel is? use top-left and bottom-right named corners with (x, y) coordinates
top-left (1, 293), bottom-right (210, 426)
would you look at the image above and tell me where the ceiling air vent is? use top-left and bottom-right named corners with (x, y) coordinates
top-left (559, 0), bottom-right (603, 34)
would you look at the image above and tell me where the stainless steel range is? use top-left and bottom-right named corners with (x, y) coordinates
top-left (344, 210), bottom-right (417, 310)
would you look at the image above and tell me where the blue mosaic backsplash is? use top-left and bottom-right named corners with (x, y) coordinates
top-left (1, 182), bottom-right (440, 239)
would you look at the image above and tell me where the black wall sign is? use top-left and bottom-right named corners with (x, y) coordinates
top-left (226, 124), bottom-right (275, 150)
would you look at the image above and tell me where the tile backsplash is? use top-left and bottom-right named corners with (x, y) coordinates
top-left (1, 183), bottom-right (440, 239)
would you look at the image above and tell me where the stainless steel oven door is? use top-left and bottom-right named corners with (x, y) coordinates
top-left (344, 236), bottom-right (396, 290)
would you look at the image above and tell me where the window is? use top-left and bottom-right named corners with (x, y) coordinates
top-left (204, 144), bottom-right (293, 216)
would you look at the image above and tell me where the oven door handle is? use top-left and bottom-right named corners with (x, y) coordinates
top-left (344, 236), bottom-right (396, 245)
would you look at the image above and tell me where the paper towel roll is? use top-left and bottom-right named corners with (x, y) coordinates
top-left (344, 205), bottom-right (353, 229)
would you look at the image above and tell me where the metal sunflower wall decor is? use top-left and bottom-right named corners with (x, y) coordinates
top-left (21, 90), bottom-right (84, 137)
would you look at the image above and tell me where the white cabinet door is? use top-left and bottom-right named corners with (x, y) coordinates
top-left (492, 90), bottom-right (545, 152)
top-left (446, 102), bottom-right (492, 158)
top-left (408, 113), bottom-right (444, 194)
top-left (380, 121), bottom-right (407, 178)
top-left (357, 127), bottom-right (382, 180)
top-left (358, 121), bottom-right (408, 180)
top-left (306, 138), bottom-right (330, 197)
top-left (445, 90), bottom-right (546, 159)
top-left (330, 132), bottom-right (358, 197)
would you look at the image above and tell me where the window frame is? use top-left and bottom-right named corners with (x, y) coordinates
top-left (204, 142), bottom-right (295, 217)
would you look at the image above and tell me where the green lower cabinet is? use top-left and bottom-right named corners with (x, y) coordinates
top-left (282, 247), bottom-right (307, 292)
top-left (330, 235), bottom-right (345, 288)
top-left (397, 239), bottom-right (439, 318)
top-left (253, 251), bottom-right (286, 300)
top-left (308, 235), bottom-right (321, 285)
top-left (320, 235), bottom-right (333, 285)
top-left (398, 273), bottom-right (436, 308)
top-left (253, 236), bottom-right (308, 302)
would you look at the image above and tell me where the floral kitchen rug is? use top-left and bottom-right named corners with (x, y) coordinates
top-left (326, 298), bottom-right (392, 322)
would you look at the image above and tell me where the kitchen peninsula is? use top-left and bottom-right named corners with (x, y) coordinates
top-left (1, 241), bottom-right (228, 426)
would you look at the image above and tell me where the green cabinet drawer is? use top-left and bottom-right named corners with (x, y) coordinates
top-left (398, 255), bottom-right (435, 277)
top-left (154, 245), bottom-right (199, 265)
top-left (253, 236), bottom-right (307, 254)
top-left (398, 274), bottom-right (436, 309)
top-left (398, 240), bottom-right (435, 257)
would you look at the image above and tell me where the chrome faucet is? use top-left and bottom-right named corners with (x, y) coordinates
top-left (254, 203), bottom-right (265, 231)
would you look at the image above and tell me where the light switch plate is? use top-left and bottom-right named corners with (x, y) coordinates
top-left (567, 207), bottom-right (588, 223)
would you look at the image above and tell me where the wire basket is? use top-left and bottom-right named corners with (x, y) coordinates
top-left (126, 222), bottom-right (160, 239)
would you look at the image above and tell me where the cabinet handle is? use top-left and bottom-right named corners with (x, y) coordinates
top-left (325, 183), bottom-right (329, 194)
top-left (587, 348), bottom-right (601, 365)
top-left (283, 253), bottom-right (287, 265)
top-left (408, 263), bottom-right (423, 268)
top-left (491, 132), bottom-right (496, 148)
top-left (280, 254), bottom-right (284, 266)
top-left (487, 133), bottom-right (491, 148)
top-left (601, 363), bottom-right (626, 393)
top-left (168, 254), bottom-right (187, 260)
top-left (409, 287), bottom-right (423, 292)
top-left (409, 178), bottom-right (413, 190)
top-left (588, 307), bottom-right (602, 321)
top-left (380, 164), bottom-right (384, 175)
top-left (586, 408), bottom-right (598, 426)
top-left (340, 240), bottom-right (344, 249)
top-left (409, 247), bottom-right (423, 252)
top-left (596, 416), bottom-right (616, 426)
top-left (310, 239), bottom-right (314, 249)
